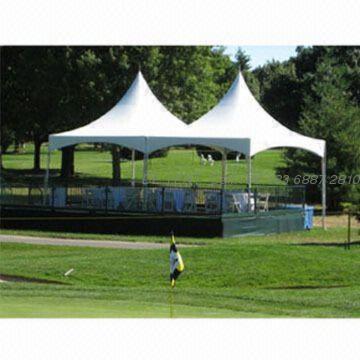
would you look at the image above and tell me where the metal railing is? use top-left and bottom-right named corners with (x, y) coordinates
top-left (0, 183), bottom-right (305, 216)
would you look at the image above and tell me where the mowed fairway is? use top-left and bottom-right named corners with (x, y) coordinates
top-left (1, 228), bottom-right (359, 318)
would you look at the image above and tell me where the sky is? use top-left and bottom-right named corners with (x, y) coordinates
top-left (224, 46), bottom-right (298, 69)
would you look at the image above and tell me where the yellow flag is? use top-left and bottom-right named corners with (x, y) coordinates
top-left (170, 231), bottom-right (184, 287)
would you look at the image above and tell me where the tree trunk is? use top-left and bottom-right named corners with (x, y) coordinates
top-left (111, 145), bottom-right (121, 185)
top-left (33, 138), bottom-right (42, 172)
top-left (0, 143), bottom-right (7, 169)
top-left (14, 140), bottom-right (20, 154)
top-left (60, 145), bottom-right (75, 178)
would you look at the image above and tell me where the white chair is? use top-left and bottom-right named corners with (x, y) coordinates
top-left (236, 153), bottom-right (241, 162)
top-left (224, 192), bottom-right (236, 213)
top-left (232, 192), bottom-right (255, 212)
top-left (232, 193), bottom-right (244, 212)
top-left (200, 153), bottom-right (207, 165)
top-left (207, 154), bottom-right (214, 166)
top-left (257, 193), bottom-right (270, 212)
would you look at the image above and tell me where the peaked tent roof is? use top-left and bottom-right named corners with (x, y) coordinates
top-left (49, 72), bottom-right (188, 153)
top-left (49, 71), bottom-right (325, 158)
top-left (187, 72), bottom-right (325, 157)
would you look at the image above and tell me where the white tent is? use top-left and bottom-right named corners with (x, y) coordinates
top-left (48, 71), bottom-right (188, 186)
top-left (47, 71), bottom-right (327, 227)
top-left (49, 71), bottom-right (188, 154)
top-left (184, 72), bottom-right (326, 227)
top-left (186, 72), bottom-right (325, 158)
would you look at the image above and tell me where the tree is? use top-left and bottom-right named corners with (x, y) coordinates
top-left (254, 60), bottom-right (302, 130)
top-left (0, 47), bottom-right (28, 167)
top-left (152, 46), bottom-right (219, 123)
top-left (283, 58), bottom-right (360, 208)
top-left (24, 48), bottom-right (70, 171)
top-left (51, 46), bottom-right (133, 181)
top-left (60, 145), bottom-right (75, 178)
top-left (1, 47), bottom-right (77, 171)
top-left (111, 145), bottom-right (121, 185)
top-left (235, 48), bottom-right (251, 71)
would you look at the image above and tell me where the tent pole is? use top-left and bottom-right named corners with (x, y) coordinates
top-left (142, 138), bottom-right (149, 211)
top-left (143, 138), bottom-right (149, 187)
top-left (43, 149), bottom-right (51, 205)
top-left (247, 154), bottom-right (252, 188)
top-left (321, 147), bottom-right (327, 230)
top-left (246, 154), bottom-right (252, 211)
top-left (142, 152), bottom-right (149, 211)
top-left (142, 152), bottom-right (148, 186)
top-left (131, 149), bottom-right (136, 187)
top-left (221, 150), bottom-right (227, 213)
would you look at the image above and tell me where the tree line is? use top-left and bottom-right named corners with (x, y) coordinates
top-left (1, 46), bottom-right (359, 207)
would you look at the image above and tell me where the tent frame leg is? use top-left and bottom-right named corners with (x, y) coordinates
top-left (322, 147), bottom-right (327, 229)
top-left (43, 149), bottom-right (51, 205)
top-left (246, 154), bottom-right (252, 211)
top-left (142, 152), bottom-right (148, 186)
top-left (142, 152), bottom-right (149, 210)
top-left (221, 150), bottom-right (227, 213)
top-left (247, 154), bottom-right (252, 188)
top-left (131, 149), bottom-right (136, 187)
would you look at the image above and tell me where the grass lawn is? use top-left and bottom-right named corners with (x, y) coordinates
top-left (2, 143), bottom-right (286, 185)
top-left (2, 145), bottom-right (359, 317)
top-left (1, 227), bottom-right (359, 318)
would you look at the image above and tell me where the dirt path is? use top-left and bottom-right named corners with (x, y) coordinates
top-left (0, 234), bottom-right (170, 250)
top-left (314, 215), bottom-right (360, 228)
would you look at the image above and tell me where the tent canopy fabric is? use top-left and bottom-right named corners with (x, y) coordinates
top-left (49, 71), bottom-right (325, 158)
top-left (46, 70), bottom-right (327, 228)
top-left (49, 72), bottom-right (188, 153)
top-left (185, 72), bottom-right (325, 158)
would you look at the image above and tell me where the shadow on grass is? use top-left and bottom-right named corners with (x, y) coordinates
top-left (294, 241), bottom-right (360, 247)
top-left (266, 284), bottom-right (349, 290)
top-left (2, 169), bottom-right (135, 186)
top-left (2, 169), bottom-right (59, 182)
top-left (0, 274), bottom-right (68, 285)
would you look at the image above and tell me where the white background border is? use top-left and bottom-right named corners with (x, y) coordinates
top-left (1, 0), bottom-right (359, 358)
top-left (1, 319), bottom-right (360, 359)
top-left (0, 0), bottom-right (359, 45)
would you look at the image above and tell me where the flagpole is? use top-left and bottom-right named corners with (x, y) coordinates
top-left (169, 229), bottom-right (174, 318)
top-left (169, 288), bottom-right (174, 318)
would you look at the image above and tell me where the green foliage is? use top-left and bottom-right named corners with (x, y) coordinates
top-left (254, 60), bottom-right (302, 130)
top-left (1, 46), bottom-right (238, 165)
top-left (283, 56), bottom-right (360, 208)
top-left (1, 46), bottom-right (359, 205)
top-left (151, 46), bottom-right (222, 123)
top-left (235, 47), bottom-right (251, 71)
top-left (252, 46), bottom-right (360, 208)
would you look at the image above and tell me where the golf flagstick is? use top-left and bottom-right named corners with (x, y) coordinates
top-left (169, 286), bottom-right (174, 318)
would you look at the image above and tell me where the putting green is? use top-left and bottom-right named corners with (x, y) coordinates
top-left (0, 295), bottom-right (268, 318)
